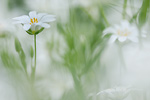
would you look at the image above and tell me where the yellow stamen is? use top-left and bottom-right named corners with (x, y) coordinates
top-left (35, 18), bottom-right (38, 23)
top-left (33, 18), bottom-right (36, 23)
top-left (31, 19), bottom-right (33, 24)
top-left (30, 18), bottom-right (38, 25)
top-left (117, 29), bottom-right (131, 37)
top-left (124, 33), bottom-right (128, 36)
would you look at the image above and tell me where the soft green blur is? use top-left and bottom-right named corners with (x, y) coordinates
top-left (0, 0), bottom-right (150, 100)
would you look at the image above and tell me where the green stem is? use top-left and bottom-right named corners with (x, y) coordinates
top-left (118, 42), bottom-right (126, 84)
top-left (123, 0), bottom-right (128, 19)
top-left (31, 34), bottom-right (37, 82)
top-left (34, 34), bottom-right (37, 75)
top-left (138, 27), bottom-right (143, 48)
top-left (143, 91), bottom-right (147, 100)
top-left (99, 5), bottom-right (109, 26)
top-left (70, 68), bottom-right (85, 100)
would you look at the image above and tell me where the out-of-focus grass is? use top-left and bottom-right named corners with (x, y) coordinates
top-left (0, 0), bottom-right (150, 100)
top-left (55, 4), bottom-right (109, 100)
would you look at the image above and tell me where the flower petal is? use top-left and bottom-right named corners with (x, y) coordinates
top-left (109, 35), bottom-right (118, 44)
top-left (40, 15), bottom-right (56, 22)
top-left (12, 21), bottom-right (23, 24)
top-left (103, 27), bottom-right (117, 36)
top-left (118, 37), bottom-right (127, 42)
top-left (23, 24), bottom-right (31, 30)
top-left (13, 15), bottom-right (30, 24)
top-left (41, 23), bottom-right (50, 28)
top-left (37, 13), bottom-right (47, 20)
top-left (29, 11), bottom-right (37, 19)
top-left (121, 20), bottom-right (130, 28)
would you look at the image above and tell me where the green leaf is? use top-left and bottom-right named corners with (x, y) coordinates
top-left (1, 51), bottom-right (21, 70)
top-left (26, 28), bottom-right (45, 35)
top-left (57, 23), bottom-right (66, 34)
top-left (26, 29), bottom-right (33, 35)
top-left (14, 38), bottom-right (27, 71)
top-left (15, 38), bottom-right (22, 53)
top-left (20, 49), bottom-right (27, 70)
top-left (138, 0), bottom-right (150, 27)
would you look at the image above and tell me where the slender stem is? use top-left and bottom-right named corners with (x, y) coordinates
top-left (34, 34), bottom-right (37, 74)
top-left (143, 91), bottom-right (147, 100)
top-left (31, 34), bottom-right (37, 82)
top-left (118, 42), bottom-right (126, 84)
top-left (123, 0), bottom-right (128, 19)
top-left (138, 27), bottom-right (143, 48)
top-left (119, 43), bottom-right (126, 69)
top-left (70, 68), bottom-right (85, 100)
top-left (99, 4), bottom-right (109, 27)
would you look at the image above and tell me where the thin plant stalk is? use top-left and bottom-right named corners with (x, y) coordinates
top-left (143, 91), bottom-right (147, 100)
top-left (123, 0), bottom-right (128, 19)
top-left (31, 34), bottom-right (37, 82)
top-left (138, 28), bottom-right (143, 48)
top-left (70, 68), bottom-right (85, 100)
top-left (99, 4), bottom-right (109, 26)
top-left (117, 42), bottom-right (126, 84)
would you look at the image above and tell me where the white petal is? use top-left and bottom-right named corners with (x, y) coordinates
top-left (96, 91), bottom-right (103, 95)
top-left (29, 11), bottom-right (37, 19)
top-left (12, 21), bottom-right (23, 24)
top-left (37, 13), bottom-right (47, 20)
top-left (118, 37), bottom-right (127, 42)
top-left (23, 24), bottom-right (31, 30)
top-left (13, 15), bottom-right (30, 23)
top-left (34, 22), bottom-right (42, 25)
top-left (109, 35), bottom-right (118, 44)
top-left (121, 20), bottom-right (130, 28)
top-left (41, 23), bottom-right (50, 28)
top-left (114, 24), bottom-right (120, 30)
top-left (40, 15), bottom-right (56, 22)
top-left (103, 27), bottom-right (116, 36)
top-left (128, 37), bottom-right (138, 42)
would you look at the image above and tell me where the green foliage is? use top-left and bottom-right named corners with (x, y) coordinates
top-left (30, 46), bottom-right (34, 58)
top-left (15, 38), bottom-right (22, 53)
top-left (0, 32), bottom-right (10, 38)
top-left (138, 0), bottom-right (150, 27)
top-left (26, 28), bottom-right (45, 35)
top-left (57, 6), bottom-right (107, 76)
top-left (35, 28), bottom-right (45, 35)
top-left (123, 0), bottom-right (128, 19)
top-left (14, 38), bottom-right (27, 71)
top-left (20, 49), bottom-right (26, 69)
top-left (7, 0), bottom-right (26, 10)
top-left (1, 0), bottom-right (150, 100)
top-left (1, 51), bottom-right (21, 70)
top-left (26, 29), bottom-right (33, 35)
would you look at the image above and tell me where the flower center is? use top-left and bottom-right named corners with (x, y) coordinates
top-left (30, 18), bottom-right (38, 25)
top-left (117, 29), bottom-right (131, 36)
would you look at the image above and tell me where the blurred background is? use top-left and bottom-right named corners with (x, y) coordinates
top-left (0, 0), bottom-right (150, 100)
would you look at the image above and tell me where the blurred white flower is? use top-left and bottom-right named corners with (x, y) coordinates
top-left (103, 20), bottom-right (138, 43)
top-left (13, 11), bottom-right (55, 32)
top-left (97, 86), bottom-right (132, 100)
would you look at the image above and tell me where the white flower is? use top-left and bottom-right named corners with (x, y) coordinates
top-left (13, 11), bottom-right (55, 33)
top-left (103, 20), bottom-right (138, 43)
top-left (97, 86), bottom-right (132, 100)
